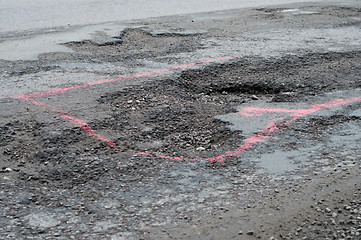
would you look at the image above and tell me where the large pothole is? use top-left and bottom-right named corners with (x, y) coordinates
top-left (94, 51), bottom-right (361, 159)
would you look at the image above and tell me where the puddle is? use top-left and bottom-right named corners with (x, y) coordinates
top-left (215, 90), bottom-right (361, 138)
top-left (254, 150), bottom-right (299, 175)
top-left (214, 101), bottom-right (308, 136)
top-left (215, 111), bottom-right (277, 136)
top-left (215, 90), bottom-right (361, 174)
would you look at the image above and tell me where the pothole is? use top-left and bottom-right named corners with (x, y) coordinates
top-left (93, 51), bottom-right (361, 159)
top-left (96, 80), bottom-right (243, 159)
top-left (64, 28), bottom-right (205, 61)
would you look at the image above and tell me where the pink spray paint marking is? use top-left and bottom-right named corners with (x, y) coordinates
top-left (18, 56), bottom-right (237, 99)
top-left (59, 114), bottom-right (117, 148)
top-left (13, 55), bottom-right (361, 163)
top-left (207, 96), bottom-right (361, 162)
top-left (17, 92), bottom-right (117, 148)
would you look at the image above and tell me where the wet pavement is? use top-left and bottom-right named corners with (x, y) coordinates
top-left (0, 0), bottom-right (328, 32)
top-left (0, 1), bottom-right (361, 239)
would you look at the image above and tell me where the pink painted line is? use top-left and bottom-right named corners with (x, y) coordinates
top-left (13, 55), bottom-right (361, 163)
top-left (35, 95), bottom-right (360, 163)
top-left (239, 96), bottom-right (361, 118)
top-left (207, 96), bottom-right (361, 162)
top-left (14, 56), bottom-right (238, 163)
top-left (17, 94), bottom-right (117, 148)
top-left (16, 94), bottom-right (48, 107)
top-left (16, 56), bottom-right (237, 100)
top-left (207, 117), bottom-right (292, 162)
top-left (59, 114), bottom-right (117, 148)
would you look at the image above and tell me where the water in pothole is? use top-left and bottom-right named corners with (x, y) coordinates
top-left (215, 90), bottom-right (361, 174)
top-left (254, 150), bottom-right (300, 175)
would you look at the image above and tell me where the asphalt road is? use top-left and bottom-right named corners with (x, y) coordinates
top-left (0, 1), bottom-right (360, 239)
top-left (0, 0), bottom-right (328, 32)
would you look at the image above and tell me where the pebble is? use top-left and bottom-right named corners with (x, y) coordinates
top-left (247, 230), bottom-right (254, 235)
top-left (345, 206), bottom-right (352, 210)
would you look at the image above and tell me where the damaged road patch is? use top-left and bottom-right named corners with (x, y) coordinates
top-left (13, 53), bottom-right (361, 163)
top-left (1, 2), bottom-right (361, 239)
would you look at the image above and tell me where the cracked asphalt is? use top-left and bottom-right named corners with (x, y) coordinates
top-left (1, 1), bottom-right (361, 239)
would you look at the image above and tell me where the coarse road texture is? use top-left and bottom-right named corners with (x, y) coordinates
top-left (1, 1), bottom-right (361, 240)
top-left (0, 0), bottom-right (328, 32)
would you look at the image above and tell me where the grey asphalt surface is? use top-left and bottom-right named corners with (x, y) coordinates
top-left (0, 1), bottom-right (361, 239)
top-left (0, 0), bottom-right (327, 32)
top-left (1, 1), bottom-right (360, 98)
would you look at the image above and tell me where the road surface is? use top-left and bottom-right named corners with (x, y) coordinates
top-left (0, 1), bottom-right (360, 239)
top-left (1, 0), bottom-right (328, 32)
